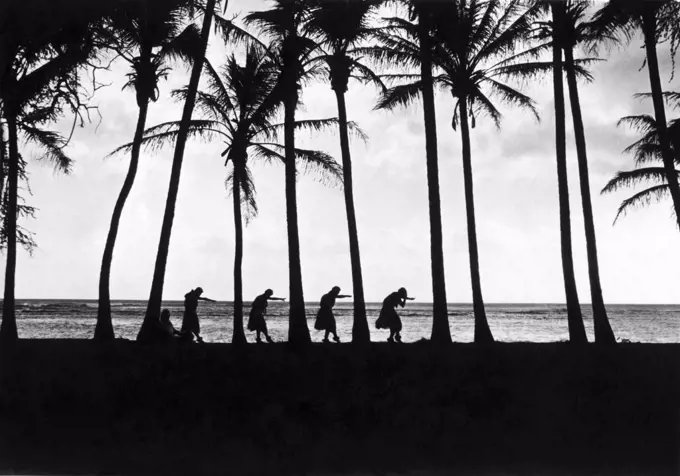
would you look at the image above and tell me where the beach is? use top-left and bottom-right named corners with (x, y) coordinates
top-left (12, 300), bottom-right (680, 343)
top-left (0, 340), bottom-right (678, 475)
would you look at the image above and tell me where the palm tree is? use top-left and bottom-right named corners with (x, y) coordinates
top-left (361, 0), bottom-right (453, 344)
top-left (602, 93), bottom-right (680, 220)
top-left (95, 0), bottom-right (203, 342)
top-left (137, 0), bottom-right (219, 342)
top-left (244, 0), bottom-right (324, 345)
top-left (592, 0), bottom-right (680, 230)
top-left (552, 0), bottom-right (616, 344)
top-left (0, 0), bottom-right (106, 342)
top-left (304, 0), bottom-right (384, 344)
top-left (538, 1), bottom-right (588, 343)
top-left (377, 0), bottom-right (546, 343)
top-left (114, 49), bottom-right (343, 344)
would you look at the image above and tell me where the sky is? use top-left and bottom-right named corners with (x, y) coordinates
top-left (2, 0), bottom-right (680, 304)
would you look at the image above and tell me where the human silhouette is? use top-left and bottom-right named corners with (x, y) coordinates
top-left (314, 286), bottom-right (351, 343)
top-left (375, 287), bottom-right (415, 343)
top-left (247, 289), bottom-right (285, 343)
top-left (159, 308), bottom-right (178, 339)
top-left (179, 287), bottom-right (216, 343)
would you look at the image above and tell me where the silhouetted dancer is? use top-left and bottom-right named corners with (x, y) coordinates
top-left (159, 309), bottom-right (178, 339)
top-left (375, 287), bottom-right (415, 343)
top-left (314, 286), bottom-right (351, 343)
top-left (179, 287), bottom-right (216, 343)
top-left (247, 289), bottom-right (285, 343)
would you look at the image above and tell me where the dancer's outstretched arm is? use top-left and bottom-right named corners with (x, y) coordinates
top-left (270, 296), bottom-right (286, 301)
top-left (199, 296), bottom-right (217, 303)
top-left (337, 294), bottom-right (352, 298)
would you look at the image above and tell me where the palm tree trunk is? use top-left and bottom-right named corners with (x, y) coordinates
top-left (550, 14), bottom-right (587, 344)
top-left (138, 0), bottom-right (217, 341)
top-left (284, 73), bottom-right (310, 346)
top-left (564, 46), bottom-right (616, 345)
top-left (333, 89), bottom-right (369, 344)
top-left (231, 164), bottom-right (246, 345)
top-left (642, 11), bottom-right (680, 230)
top-left (459, 99), bottom-right (493, 344)
top-left (0, 122), bottom-right (6, 205)
top-left (1, 112), bottom-right (19, 342)
top-left (95, 100), bottom-right (149, 341)
top-left (417, 10), bottom-right (450, 345)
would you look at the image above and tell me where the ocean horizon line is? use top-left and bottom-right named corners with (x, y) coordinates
top-left (7, 298), bottom-right (680, 307)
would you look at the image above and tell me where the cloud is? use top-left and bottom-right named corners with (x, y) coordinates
top-left (3, 1), bottom-right (680, 306)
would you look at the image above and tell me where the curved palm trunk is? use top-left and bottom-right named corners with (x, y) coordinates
top-left (95, 100), bottom-right (149, 341)
top-left (284, 78), bottom-right (310, 346)
top-left (564, 47), bottom-right (616, 345)
top-left (137, 0), bottom-right (217, 341)
top-left (231, 164), bottom-right (246, 345)
top-left (459, 99), bottom-right (493, 344)
top-left (642, 11), bottom-right (680, 230)
top-left (333, 89), bottom-right (369, 344)
top-left (0, 112), bottom-right (19, 343)
top-left (550, 16), bottom-right (587, 344)
top-left (418, 10), bottom-right (451, 345)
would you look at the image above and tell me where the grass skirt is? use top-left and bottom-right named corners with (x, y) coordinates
top-left (375, 307), bottom-right (402, 332)
top-left (314, 307), bottom-right (336, 333)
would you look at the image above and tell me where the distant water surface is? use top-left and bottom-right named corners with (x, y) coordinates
top-left (8, 300), bottom-right (680, 343)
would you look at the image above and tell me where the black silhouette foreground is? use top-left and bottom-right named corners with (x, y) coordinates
top-left (179, 287), bottom-right (215, 344)
top-left (375, 287), bottom-right (415, 343)
top-left (314, 286), bottom-right (351, 343)
top-left (0, 341), bottom-right (676, 476)
top-left (247, 289), bottom-right (285, 343)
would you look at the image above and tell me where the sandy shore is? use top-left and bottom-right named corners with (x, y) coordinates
top-left (0, 340), bottom-right (678, 475)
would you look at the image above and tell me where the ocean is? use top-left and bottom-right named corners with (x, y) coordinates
top-left (8, 300), bottom-right (680, 343)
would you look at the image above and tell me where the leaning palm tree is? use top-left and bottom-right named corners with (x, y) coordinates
top-left (0, 0), bottom-right (107, 342)
top-left (137, 0), bottom-right (220, 342)
top-left (95, 0), bottom-right (203, 342)
top-left (602, 93), bottom-right (680, 221)
top-left (244, 0), bottom-right (325, 345)
top-left (304, 0), bottom-right (384, 344)
top-left (552, 0), bottom-right (616, 344)
top-left (115, 48), bottom-right (343, 344)
top-left (532, 1), bottom-right (589, 343)
top-left (592, 0), bottom-right (680, 230)
top-left (377, 0), bottom-right (547, 343)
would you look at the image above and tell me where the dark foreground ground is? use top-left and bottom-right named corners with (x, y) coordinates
top-left (0, 340), bottom-right (678, 475)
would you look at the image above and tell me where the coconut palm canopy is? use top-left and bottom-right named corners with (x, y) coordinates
top-left (602, 93), bottom-right (680, 222)
top-left (4, 0), bottom-right (680, 309)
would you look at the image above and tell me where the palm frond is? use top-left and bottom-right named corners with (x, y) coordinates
top-left (256, 118), bottom-right (367, 144)
top-left (226, 162), bottom-right (258, 224)
top-left (106, 120), bottom-right (222, 157)
top-left (485, 79), bottom-right (539, 122)
top-left (374, 81), bottom-right (422, 111)
top-left (602, 167), bottom-right (675, 195)
top-left (21, 125), bottom-right (72, 173)
top-left (251, 142), bottom-right (343, 187)
top-left (633, 91), bottom-right (680, 110)
top-left (469, 91), bottom-right (503, 130)
top-left (611, 184), bottom-right (669, 223)
top-left (213, 14), bottom-right (272, 58)
top-left (617, 114), bottom-right (657, 134)
top-left (159, 23), bottom-right (203, 65)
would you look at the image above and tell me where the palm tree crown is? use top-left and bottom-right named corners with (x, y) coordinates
top-left (602, 93), bottom-right (680, 222)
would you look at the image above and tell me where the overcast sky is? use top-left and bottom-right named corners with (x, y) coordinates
top-left (2, 0), bottom-right (680, 304)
